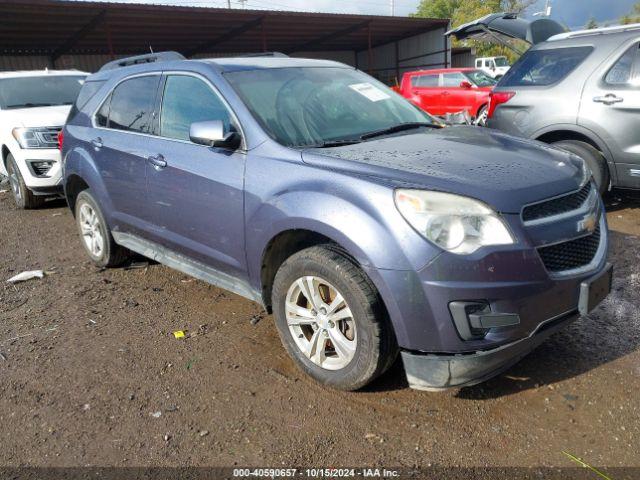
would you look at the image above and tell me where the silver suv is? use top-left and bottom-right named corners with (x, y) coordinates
top-left (449, 14), bottom-right (640, 194)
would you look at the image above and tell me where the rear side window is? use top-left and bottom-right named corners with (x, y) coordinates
top-left (160, 75), bottom-right (233, 142)
top-left (500, 46), bottom-right (593, 87)
top-left (105, 75), bottom-right (159, 133)
top-left (411, 74), bottom-right (439, 87)
top-left (605, 43), bottom-right (640, 86)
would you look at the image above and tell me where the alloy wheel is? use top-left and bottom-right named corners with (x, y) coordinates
top-left (285, 276), bottom-right (357, 370)
top-left (79, 203), bottom-right (105, 258)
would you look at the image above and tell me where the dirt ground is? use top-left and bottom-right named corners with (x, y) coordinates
top-left (0, 186), bottom-right (639, 472)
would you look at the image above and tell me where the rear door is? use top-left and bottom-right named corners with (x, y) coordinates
top-left (580, 39), bottom-right (640, 188)
top-left (145, 72), bottom-right (247, 278)
top-left (409, 73), bottom-right (445, 114)
top-left (92, 74), bottom-right (161, 235)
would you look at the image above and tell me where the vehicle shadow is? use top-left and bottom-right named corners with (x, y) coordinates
top-left (604, 189), bottom-right (640, 212)
top-left (366, 229), bottom-right (639, 398)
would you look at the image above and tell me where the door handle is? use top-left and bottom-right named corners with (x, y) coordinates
top-left (148, 154), bottom-right (167, 169)
top-left (91, 137), bottom-right (103, 149)
top-left (593, 94), bottom-right (623, 105)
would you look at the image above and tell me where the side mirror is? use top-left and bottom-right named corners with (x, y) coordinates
top-left (189, 120), bottom-right (240, 149)
top-left (460, 81), bottom-right (473, 89)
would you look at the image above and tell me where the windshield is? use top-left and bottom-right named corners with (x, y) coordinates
top-left (225, 67), bottom-right (436, 147)
top-left (463, 70), bottom-right (497, 87)
top-left (494, 57), bottom-right (509, 67)
top-left (0, 75), bottom-right (86, 110)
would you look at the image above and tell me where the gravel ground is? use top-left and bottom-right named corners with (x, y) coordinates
top-left (0, 187), bottom-right (639, 472)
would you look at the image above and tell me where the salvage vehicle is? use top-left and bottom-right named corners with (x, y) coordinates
top-left (448, 14), bottom-right (640, 194)
top-left (397, 68), bottom-right (496, 125)
top-left (61, 52), bottom-right (612, 391)
top-left (475, 56), bottom-right (511, 79)
top-left (0, 70), bottom-right (87, 208)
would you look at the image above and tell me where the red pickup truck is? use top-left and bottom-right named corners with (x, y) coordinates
top-left (396, 68), bottom-right (497, 125)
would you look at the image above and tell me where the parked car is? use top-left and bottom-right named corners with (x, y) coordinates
top-left (398, 68), bottom-right (496, 124)
top-left (62, 52), bottom-right (611, 391)
top-left (0, 70), bottom-right (88, 208)
top-left (449, 14), bottom-right (640, 194)
top-left (475, 56), bottom-right (511, 79)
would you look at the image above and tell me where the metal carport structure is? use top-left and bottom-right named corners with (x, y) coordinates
top-left (0, 0), bottom-right (451, 84)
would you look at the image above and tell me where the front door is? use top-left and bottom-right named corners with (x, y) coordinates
top-left (92, 74), bottom-right (161, 235)
top-left (580, 39), bottom-right (640, 188)
top-left (145, 73), bottom-right (247, 278)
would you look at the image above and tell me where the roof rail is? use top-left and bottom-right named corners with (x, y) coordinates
top-left (239, 52), bottom-right (289, 58)
top-left (548, 23), bottom-right (640, 41)
top-left (99, 51), bottom-right (186, 72)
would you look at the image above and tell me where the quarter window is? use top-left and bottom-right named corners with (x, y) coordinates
top-left (105, 75), bottom-right (159, 133)
top-left (160, 75), bottom-right (233, 142)
top-left (605, 43), bottom-right (640, 86)
top-left (411, 74), bottom-right (439, 87)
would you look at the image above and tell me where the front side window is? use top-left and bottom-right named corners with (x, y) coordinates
top-left (500, 46), bottom-right (593, 87)
top-left (464, 70), bottom-right (497, 87)
top-left (412, 74), bottom-right (439, 87)
top-left (106, 75), bottom-right (159, 134)
top-left (225, 67), bottom-right (435, 148)
top-left (495, 57), bottom-right (509, 67)
top-left (605, 43), bottom-right (640, 86)
top-left (442, 72), bottom-right (467, 87)
top-left (160, 75), bottom-right (233, 142)
top-left (0, 75), bottom-right (86, 110)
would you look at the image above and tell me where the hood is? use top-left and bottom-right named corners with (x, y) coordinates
top-left (302, 127), bottom-right (585, 214)
top-left (8, 105), bottom-right (71, 128)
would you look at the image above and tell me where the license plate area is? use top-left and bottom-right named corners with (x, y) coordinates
top-left (579, 263), bottom-right (613, 316)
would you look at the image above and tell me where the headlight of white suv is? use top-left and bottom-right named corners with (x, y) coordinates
top-left (395, 189), bottom-right (515, 255)
top-left (12, 127), bottom-right (59, 149)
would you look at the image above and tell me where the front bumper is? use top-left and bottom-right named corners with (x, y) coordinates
top-left (401, 309), bottom-right (577, 390)
top-left (11, 147), bottom-right (63, 191)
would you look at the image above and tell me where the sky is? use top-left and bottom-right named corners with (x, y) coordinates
top-left (80, 0), bottom-right (638, 26)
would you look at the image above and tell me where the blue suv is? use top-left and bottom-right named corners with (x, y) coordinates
top-left (61, 52), bottom-right (612, 391)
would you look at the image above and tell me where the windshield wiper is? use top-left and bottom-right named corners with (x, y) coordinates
top-left (311, 139), bottom-right (362, 148)
top-left (360, 122), bottom-right (441, 141)
top-left (5, 102), bottom-right (55, 109)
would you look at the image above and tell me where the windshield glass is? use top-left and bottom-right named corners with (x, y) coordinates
top-left (225, 67), bottom-right (435, 147)
top-left (494, 57), bottom-right (509, 67)
top-left (463, 70), bottom-right (497, 87)
top-left (0, 75), bottom-right (86, 110)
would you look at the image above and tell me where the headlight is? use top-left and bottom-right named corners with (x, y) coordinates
top-left (12, 127), bottom-right (59, 149)
top-left (395, 189), bottom-right (515, 255)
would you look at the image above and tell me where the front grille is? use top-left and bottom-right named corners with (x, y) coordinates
top-left (537, 225), bottom-right (601, 273)
top-left (523, 182), bottom-right (592, 222)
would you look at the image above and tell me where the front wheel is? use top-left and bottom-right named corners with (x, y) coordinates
top-left (6, 154), bottom-right (44, 209)
top-left (272, 245), bottom-right (397, 391)
top-left (475, 105), bottom-right (488, 127)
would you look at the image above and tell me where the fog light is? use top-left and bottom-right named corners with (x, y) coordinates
top-left (29, 160), bottom-right (54, 177)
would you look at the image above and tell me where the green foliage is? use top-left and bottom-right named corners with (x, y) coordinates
top-left (619, 1), bottom-right (640, 24)
top-left (585, 17), bottom-right (598, 29)
top-left (412, 0), bottom-right (536, 63)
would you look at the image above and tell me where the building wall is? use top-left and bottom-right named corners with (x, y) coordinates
top-left (452, 49), bottom-right (476, 68)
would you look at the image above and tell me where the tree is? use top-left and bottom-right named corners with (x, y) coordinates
top-left (619, 1), bottom-right (640, 24)
top-left (413, 0), bottom-right (535, 62)
top-left (585, 17), bottom-right (598, 29)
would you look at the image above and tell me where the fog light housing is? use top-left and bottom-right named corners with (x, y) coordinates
top-left (28, 160), bottom-right (54, 177)
top-left (449, 301), bottom-right (521, 341)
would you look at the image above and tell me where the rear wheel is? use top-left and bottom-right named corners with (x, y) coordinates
top-left (272, 245), bottom-right (397, 391)
top-left (75, 189), bottom-right (130, 267)
top-left (6, 154), bottom-right (44, 209)
top-left (475, 105), bottom-right (488, 127)
top-left (552, 140), bottom-right (609, 194)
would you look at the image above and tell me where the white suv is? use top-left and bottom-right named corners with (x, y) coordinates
top-left (474, 56), bottom-right (511, 79)
top-left (0, 70), bottom-right (87, 208)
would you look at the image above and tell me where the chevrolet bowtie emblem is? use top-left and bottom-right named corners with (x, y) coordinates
top-left (577, 213), bottom-right (597, 233)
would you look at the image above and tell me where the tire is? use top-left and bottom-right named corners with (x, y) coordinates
top-left (6, 154), bottom-right (44, 209)
top-left (75, 189), bottom-right (130, 268)
top-left (272, 245), bottom-right (397, 391)
top-left (552, 140), bottom-right (609, 194)
top-left (475, 105), bottom-right (488, 127)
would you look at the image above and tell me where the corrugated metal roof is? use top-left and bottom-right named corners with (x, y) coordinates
top-left (0, 0), bottom-right (448, 57)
